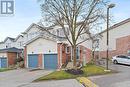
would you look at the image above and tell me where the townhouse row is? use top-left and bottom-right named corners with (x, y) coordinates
top-left (1, 18), bottom-right (130, 69)
top-left (0, 23), bottom-right (92, 69)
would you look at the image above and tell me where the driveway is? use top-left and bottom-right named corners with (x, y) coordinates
top-left (0, 69), bottom-right (83, 87)
top-left (0, 69), bottom-right (52, 87)
top-left (89, 62), bottom-right (130, 87)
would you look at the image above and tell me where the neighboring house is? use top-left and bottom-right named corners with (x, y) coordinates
top-left (0, 47), bottom-right (22, 68)
top-left (21, 23), bottom-right (42, 42)
top-left (0, 42), bottom-right (4, 49)
top-left (3, 37), bottom-right (15, 49)
top-left (0, 23), bottom-right (42, 50)
top-left (98, 18), bottom-right (130, 58)
top-left (14, 35), bottom-right (25, 49)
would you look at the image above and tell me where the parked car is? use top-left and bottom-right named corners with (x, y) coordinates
top-left (112, 55), bottom-right (130, 65)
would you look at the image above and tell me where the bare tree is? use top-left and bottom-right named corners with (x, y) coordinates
top-left (38, 0), bottom-right (108, 68)
top-left (91, 34), bottom-right (102, 63)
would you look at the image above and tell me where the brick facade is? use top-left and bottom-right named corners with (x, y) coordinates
top-left (80, 45), bottom-right (91, 63)
top-left (7, 52), bottom-right (17, 66)
top-left (57, 43), bottom-right (92, 68)
top-left (98, 35), bottom-right (130, 58)
top-left (24, 46), bottom-right (27, 67)
top-left (86, 48), bottom-right (91, 63)
top-left (38, 54), bottom-right (43, 68)
top-left (57, 43), bottom-right (70, 68)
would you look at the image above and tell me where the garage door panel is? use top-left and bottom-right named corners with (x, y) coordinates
top-left (0, 57), bottom-right (7, 68)
top-left (44, 54), bottom-right (58, 69)
top-left (28, 54), bottom-right (38, 68)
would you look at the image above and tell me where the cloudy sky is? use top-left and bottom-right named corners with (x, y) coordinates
top-left (0, 0), bottom-right (130, 41)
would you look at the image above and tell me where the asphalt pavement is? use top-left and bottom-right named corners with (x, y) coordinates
top-left (89, 61), bottom-right (130, 87)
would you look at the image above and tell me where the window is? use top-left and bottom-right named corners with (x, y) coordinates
top-left (6, 43), bottom-right (11, 48)
top-left (117, 55), bottom-right (129, 59)
top-left (76, 47), bottom-right (80, 59)
top-left (66, 46), bottom-right (70, 53)
top-left (19, 41), bottom-right (23, 47)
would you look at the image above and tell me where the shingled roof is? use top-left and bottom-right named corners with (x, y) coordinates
top-left (0, 47), bottom-right (23, 53)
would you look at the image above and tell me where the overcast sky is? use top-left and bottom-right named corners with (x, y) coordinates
top-left (0, 0), bottom-right (130, 41)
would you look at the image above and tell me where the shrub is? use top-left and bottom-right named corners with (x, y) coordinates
top-left (65, 69), bottom-right (84, 75)
top-left (16, 57), bottom-right (24, 62)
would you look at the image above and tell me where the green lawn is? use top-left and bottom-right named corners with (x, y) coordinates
top-left (34, 64), bottom-right (114, 82)
top-left (0, 68), bottom-right (12, 72)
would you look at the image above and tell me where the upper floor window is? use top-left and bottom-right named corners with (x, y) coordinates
top-left (19, 41), bottom-right (23, 47)
top-left (66, 46), bottom-right (70, 53)
top-left (6, 43), bottom-right (11, 48)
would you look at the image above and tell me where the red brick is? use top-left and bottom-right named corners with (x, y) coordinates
top-left (7, 52), bottom-right (17, 66)
top-left (24, 46), bottom-right (27, 67)
top-left (38, 54), bottom-right (42, 68)
top-left (99, 35), bottom-right (130, 58)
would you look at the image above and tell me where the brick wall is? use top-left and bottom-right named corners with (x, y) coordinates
top-left (57, 43), bottom-right (92, 68)
top-left (86, 48), bottom-right (91, 63)
top-left (38, 54), bottom-right (43, 68)
top-left (79, 45), bottom-right (92, 63)
top-left (57, 43), bottom-right (68, 68)
top-left (24, 46), bottom-right (27, 67)
top-left (57, 43), bottom-right (61, 69)
top-left (99, 35), bottom-right (130, 58)
top-left (7, 52), bottom-right (17, 66)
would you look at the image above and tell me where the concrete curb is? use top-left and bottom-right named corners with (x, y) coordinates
top-left (77, 77), bottom-right (99, 87)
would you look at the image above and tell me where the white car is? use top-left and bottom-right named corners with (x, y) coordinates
top-left (112, 55), bottom-right (130, 65)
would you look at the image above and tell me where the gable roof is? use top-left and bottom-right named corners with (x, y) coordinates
top-left (0, 47), bottom-right (23, 53)
top-left (22, 23), bottom-right (54, 35)
top-left (26, 35), bottom-right (57, 46)
top-left (15, 35), bottom-right (24, 42)
top-left (100, 18), bottom-right (130, 34)
top-left (4, 37), bottom-right (15, 43)
top-left (22, 23), bottom-right (37, 34)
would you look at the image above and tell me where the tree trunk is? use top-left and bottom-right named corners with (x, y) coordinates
top-left (72, 45), bottom-right (77, 68)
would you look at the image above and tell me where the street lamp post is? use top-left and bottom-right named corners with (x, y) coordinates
top-left (106, 4), bottom-right (115, 70)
